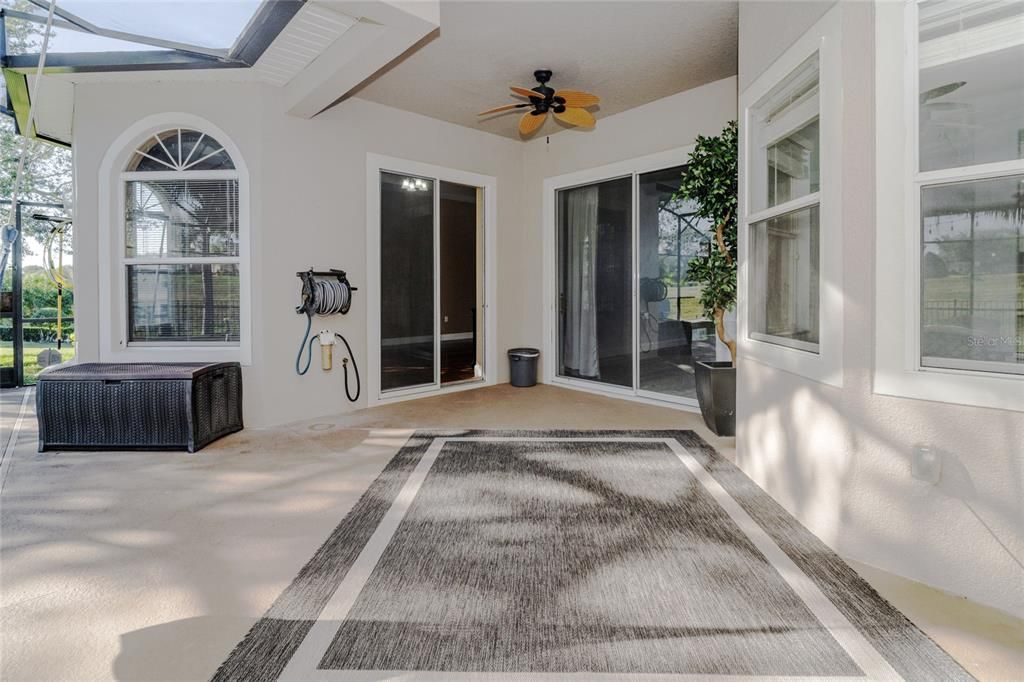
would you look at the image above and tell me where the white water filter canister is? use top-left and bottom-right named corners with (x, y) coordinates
top-left (319, 331), bottom-right (336, 370)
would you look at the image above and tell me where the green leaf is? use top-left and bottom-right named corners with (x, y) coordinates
top-left (672, 121), bottom-right (738, 322)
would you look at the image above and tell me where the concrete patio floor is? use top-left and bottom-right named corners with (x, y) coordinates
top-left (1, 384), bottom-right (1021, 681)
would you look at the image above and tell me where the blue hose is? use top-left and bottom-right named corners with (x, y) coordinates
top-left (295, 314), bottom-right (317, 376)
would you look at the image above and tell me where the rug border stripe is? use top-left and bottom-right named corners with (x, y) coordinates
top-left (277, 437), bottom-right (447, 681)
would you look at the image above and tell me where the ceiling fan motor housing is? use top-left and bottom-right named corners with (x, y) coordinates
top-left (530, 70), bottom-right (565, 113)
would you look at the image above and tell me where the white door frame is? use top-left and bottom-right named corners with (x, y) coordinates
top-left (366, 153), bottom-right (498, 406)
top-left (541, 146), bottom-right (706, 412)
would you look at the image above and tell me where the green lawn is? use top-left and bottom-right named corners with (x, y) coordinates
top-left (0, 342), bottom-right (76, 384)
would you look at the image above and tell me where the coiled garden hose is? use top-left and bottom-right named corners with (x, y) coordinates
top-left (294, 273), bottom-right (360, 401)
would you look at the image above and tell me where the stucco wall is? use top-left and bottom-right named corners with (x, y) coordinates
top-left (72, 81), bottom-right (524, 428)
top-left (71, 76), bottom-right (737, 428)
top-left (736, 0), bottom-right (1024, 617)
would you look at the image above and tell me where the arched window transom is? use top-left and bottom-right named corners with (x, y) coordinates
top-left (127, 128), bottom-right (235, 172)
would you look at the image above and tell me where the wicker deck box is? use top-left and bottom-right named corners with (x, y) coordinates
top-left (36, 362), bottom-right (243, 452)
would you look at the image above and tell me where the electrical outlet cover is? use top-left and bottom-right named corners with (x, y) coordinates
top-left (911, 445), bottom-right (941, 484)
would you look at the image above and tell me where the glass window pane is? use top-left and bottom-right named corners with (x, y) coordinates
top-left (921, 175), bottom-right (1023, 372)
top-left (637, 165), bottom-right (716, 400)
top-left (125, 180), bottom-right (239, 258)
top-left (127, 130), bottom-right (234, 172)
top-left (750, 52), bottom-right (820, 212)
top-left (767, 118), bottom-right (820, 207)
top-left (918, 0), bottom-right (1024, 171)
top-left (557, 176), bottom-right (633, 388)
top-left (749, 205), bottom-right (820, 349)
top-left (439, 181), bottom-right (484, 385)
top-left (380, 172), bottom-right (435, 392)
top-left (127, 263), bottom-right (239, 343)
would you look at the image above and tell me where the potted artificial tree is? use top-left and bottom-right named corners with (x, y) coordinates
top-left (675, 121), bottom-right (737, 437)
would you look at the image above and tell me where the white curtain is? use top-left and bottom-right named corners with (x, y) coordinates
top-left (563, 186), bottom-right (600, 378)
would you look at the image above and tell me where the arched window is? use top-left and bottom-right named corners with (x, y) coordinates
top-left (121, 128), bottom-right (243, 347)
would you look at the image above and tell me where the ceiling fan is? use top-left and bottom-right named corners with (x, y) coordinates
top-left (920, 81), bottom-right (979, 129)
top-left (478, 69), bottom-right (600, 137)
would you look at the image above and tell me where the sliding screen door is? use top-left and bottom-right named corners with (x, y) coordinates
top-left (556, 176), bottom-right (633, 388)
top-left (380, 172), bottom-right (435, 391)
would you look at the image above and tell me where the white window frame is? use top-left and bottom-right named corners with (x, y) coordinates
top-left (874, 1), bottom-right (1024, 412)
top-left (738, 6), bottom-right (843, 388)
top-left (365, 153), bottom-right (498, 407)
top-left (98, 113), bottom-right (252, 364)
top-left (542, 145), bottom-right (723, 413)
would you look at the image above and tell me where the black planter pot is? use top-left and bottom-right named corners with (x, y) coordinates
top-left (694, 360), bottom-right (736, 437)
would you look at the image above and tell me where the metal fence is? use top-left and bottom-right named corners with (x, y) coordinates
top-left (923, 299), bottom-right (1024, 364)
top-left (1, 199), bottom-right (70, 387)
top-left (923, 299), bottom-right (1022, 332)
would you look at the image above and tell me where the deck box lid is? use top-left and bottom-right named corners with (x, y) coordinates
top-left (37, 362), bottom-right (239, 381)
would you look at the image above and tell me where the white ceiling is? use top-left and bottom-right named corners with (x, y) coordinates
top-left (348, 1), bottom-right (738, 140)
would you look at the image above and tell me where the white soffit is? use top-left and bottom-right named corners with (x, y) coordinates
top-left (279, 0), bottom-right (441, 118)
top-left (252, 2), bottom-right (359, 87)
top-left (32, 1), bottom-right (439, 122)
top-left (34, 75), bottom-right (74, 144)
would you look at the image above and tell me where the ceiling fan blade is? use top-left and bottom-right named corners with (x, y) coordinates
top-left (554, 89), bottom-right (600, 107)
top-left (511, 86), bottom-right (544, 100)
top-left (926, 120), bottom-right (983, 130)
top-left (478, 103), bottom-right (527, 116)
top-left (554, 107), bottom-right (596, 128)
top-left (519, 111), bottom-right (547, 136)
top-left (920, 81), bottom-right (966, 103)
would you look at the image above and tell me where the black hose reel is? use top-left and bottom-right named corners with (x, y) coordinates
top-left (295, 269), bottom-right (360, 402)
top-left (296, 268), bottom-right (356, 317)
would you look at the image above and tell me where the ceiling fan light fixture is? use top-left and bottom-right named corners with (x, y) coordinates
top-left (401, 177), bottom-right (429, 192)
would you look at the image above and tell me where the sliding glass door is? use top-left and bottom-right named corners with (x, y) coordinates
top-left (380, 172), bottom-right (435, 391)
top-left (439, 181), bottom-right (484, 385)
top-left (379, 172), bottom-right (485, 395)
top-left (554, 162), bottom-right (715, 404)
top-left (636, 166), bottom-right (716, 401)
top-left (557, 177), bottom-right (633, 388)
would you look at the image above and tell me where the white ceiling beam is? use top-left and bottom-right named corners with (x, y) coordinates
top-left (282, 0), bottom-right (440, 119)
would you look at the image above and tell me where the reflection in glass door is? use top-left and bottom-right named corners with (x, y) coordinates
top-left (439, 181), bottom-right (484, 385)
top-left (380, 171), bottom-right (435, 391)
top-left (379, 172), bottom-right (485, 395)
top-left (554, 163), bottom-right (717, 404)
top-left (636, 166), bottom-right (716, 401)
top-left (556, 176), bottom-right (633, 388)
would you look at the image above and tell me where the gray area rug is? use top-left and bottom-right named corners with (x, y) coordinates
top-left (213, 430), bottom-right (972, 681)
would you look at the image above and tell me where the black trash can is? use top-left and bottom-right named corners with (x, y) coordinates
top-left (508, 348), bottom-right (540, 387)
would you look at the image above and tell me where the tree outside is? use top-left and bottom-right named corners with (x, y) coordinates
top-left (1, 1), bottom-right (74, 383)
